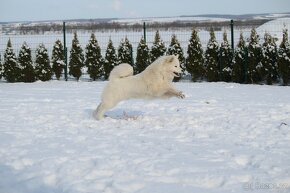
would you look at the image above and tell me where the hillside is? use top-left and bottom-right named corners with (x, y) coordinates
top-left (1, 12), bottom-right (290, 35)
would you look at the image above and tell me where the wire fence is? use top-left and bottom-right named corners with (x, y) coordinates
top-left (0, 19), bottom-right (290, 81)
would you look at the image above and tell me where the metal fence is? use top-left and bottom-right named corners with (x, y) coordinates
top-left (0, 19), bottom-right (289, 80)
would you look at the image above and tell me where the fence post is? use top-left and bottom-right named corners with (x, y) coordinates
top-left (143, 22), bottom-right (146, 43)
top-left (219, 49), bottom-right (222, 81)
top-left (230, 20), bottom-right (234, 50)
top-left (63, 21), bottom-right (68, 81)
top-left (130, 47), bottom-right (134, 66)
top-left (244, 47), bottom-right (248, 83)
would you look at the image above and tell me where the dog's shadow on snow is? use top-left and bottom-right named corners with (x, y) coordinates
top-left (85, 108), bottom-right (144, 120)
top-left (105, 109), bottom-right (144, 120)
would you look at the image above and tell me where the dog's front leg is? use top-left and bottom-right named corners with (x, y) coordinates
top-left (164, 88), bottom-right (185, 99)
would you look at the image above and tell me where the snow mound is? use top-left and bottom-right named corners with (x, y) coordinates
top-left (257, 17), bottom-right (290, 44)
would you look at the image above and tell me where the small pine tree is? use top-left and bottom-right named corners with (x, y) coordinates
top-left (69, 32), bottom-right (84, 81)
top-left (186, 29), bottom-right (204, 81)
top-left (167, 34), bottom-right (185, 81)
top-left (261, 33), bottom-right (278, 85)
top-left (3, 39), bottom-right (20, 82)
top-left (18, 42), bottom-right (35, 82)
top-left (118, 37), bottom-right (133, 65)
top-left (219, 31), bottom-right (233, 82)
top-left (136, 36), bottom-right (150, 74)
top-left (247, 28), bottom-right (263, 84)
top-left (278, 29), bottom-right (290, 86)
top-left (205, 28), bottom-right (219, 82)
top-left (232, 32), bottom-right (246, 83)
top-left (51, 39), bottom-right (65, 80)
top-left (35, 43), bottom-right (52, 81)
top-left (104, 38), bottom-right (118, 80)
top-left (150, 30), bottom-right (166, 62)
top-left (85, 33), bottom-right (104, 81)
top-left (0, 53), bottom-right (2, 80)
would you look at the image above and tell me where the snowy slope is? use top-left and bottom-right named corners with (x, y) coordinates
top-left (257, 17), bottom-right (290, 44)
top-left (0, 82), bottom-right (290, 193)
top-left (110, 16), bottom-right (228, 24)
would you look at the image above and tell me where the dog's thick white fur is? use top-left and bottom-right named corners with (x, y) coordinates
top-left (94, 55), bottom-right (185, 120)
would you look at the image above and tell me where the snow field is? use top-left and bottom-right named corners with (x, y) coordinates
top-left (0, 82), bottom-right (290, 193)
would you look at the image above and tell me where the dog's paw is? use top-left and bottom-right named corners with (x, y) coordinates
top-left (93, 109), bottom-right (104, 120)
top-left (177, 92), bottom-right (185, 99)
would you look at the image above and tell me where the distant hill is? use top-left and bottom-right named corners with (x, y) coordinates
top-left (1, 12), bottom-right (289, 35)
top-left (109, 12), bottom-right (290, 24)
top-left (1, 12), bottom-right (290, 24)
top-left (181, 13), bottom-right (290, 20)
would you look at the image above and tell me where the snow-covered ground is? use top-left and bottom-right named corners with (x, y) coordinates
top-left (0, 81), bottom-right (290, 193)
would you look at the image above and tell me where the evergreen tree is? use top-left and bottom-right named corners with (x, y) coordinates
top-left (35, 43), bottom-right (52, 81)
top-left (18, 42), bottom-right (35, 82)
top-left (3, 39), bottom-right (20, 82)
top-left (167, 34), bottom-right (185, 81)
top-left (136, 36), bottom-right (150, 74)
top-left (85, 33), bottom-right (104, 81)
top-left (219, 31), bottom-right (233, 82)
top-left (278, 29), bottom-right (290, 86)
top-left (247, 28), bottom-right (263, 84)
top-left (118, 37), bottom-right (133, 65)
top-left (186, 29), bottom-right (204, 81)
top-left (150, 30), bottom-right (166, 62)
top-left (205, 28), bottom-right (219, 82)
top-left (232, 32), bottom-right (246, 83)
top-left (261, 33), bottom-right (278, 85)
top-left (69, 32), bottom-right (84, 81)
top-left (0, 53), bottom-right (2, 80)
top-left (104, 38), bottom-right (118, 80)
top-left (51, 39), bottom-right (65, 80)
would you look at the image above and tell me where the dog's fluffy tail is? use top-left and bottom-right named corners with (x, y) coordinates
top-left (109, 63), bottom-right (133, 80)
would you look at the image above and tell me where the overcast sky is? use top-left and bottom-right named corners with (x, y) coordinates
top-left (1, 0), bottom-right (290, 22)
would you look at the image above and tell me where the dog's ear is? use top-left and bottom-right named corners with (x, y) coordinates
top-left (166, 55), bottom-right (175, 63)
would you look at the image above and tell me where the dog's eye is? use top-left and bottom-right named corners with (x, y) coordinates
top-left (174, 66), bottom-right (177, 68)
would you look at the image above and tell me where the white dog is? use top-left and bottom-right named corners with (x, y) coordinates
top-left (94, 55), bottom-right (185, 120)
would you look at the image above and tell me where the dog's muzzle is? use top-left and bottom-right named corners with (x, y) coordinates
top-left (173, 72), bottom-right (181, 77)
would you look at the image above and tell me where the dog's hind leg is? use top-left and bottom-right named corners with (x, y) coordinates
top-left (94, 101), bottom-right (118, 120)
top-left (94, 103), bottom-right (107, 120)
top-left (94, 103), bottom-right (103, 120)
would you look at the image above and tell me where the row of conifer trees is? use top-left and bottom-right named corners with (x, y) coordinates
top-left (0, 28), bottom-right (290, 85)
top-left (195, 28), bottom-right (290, 85)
